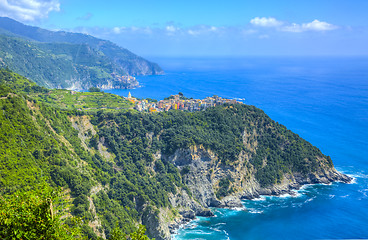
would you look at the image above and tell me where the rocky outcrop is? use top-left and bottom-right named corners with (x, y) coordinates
top-left (69, 110), bottom-right (351, 240)
top-left (151, 141), bottom-right (351, 239)
top-left (166, 145), bottom-right (350, 205)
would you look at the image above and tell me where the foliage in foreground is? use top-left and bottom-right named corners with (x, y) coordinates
top-left (0, 184), bottom-right (84, 239)
top-left (110, 225), bottom-right (154, 240)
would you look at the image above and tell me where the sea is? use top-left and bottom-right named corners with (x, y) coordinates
top-left (105, 56), bottom-right (368, 240)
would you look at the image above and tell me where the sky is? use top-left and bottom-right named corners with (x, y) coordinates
top-left (1, 0), bottom-right (368, 57)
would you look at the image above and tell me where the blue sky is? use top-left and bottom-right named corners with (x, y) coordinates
top-left (1, 0), bottom-right (368, 57)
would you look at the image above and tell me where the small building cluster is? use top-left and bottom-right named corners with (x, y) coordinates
top-left (126, 93), bottom-right (243, 113)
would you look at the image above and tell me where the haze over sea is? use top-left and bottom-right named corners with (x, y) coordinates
top-left (106, 57), bottom-right (368, 240)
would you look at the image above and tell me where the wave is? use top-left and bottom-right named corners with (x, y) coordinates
top-left (345, 172), bottom-right (368, 184)
top-left (251, 196), bottom-right (267, 201)
top-left (248, 208), bottom-right (264, 214)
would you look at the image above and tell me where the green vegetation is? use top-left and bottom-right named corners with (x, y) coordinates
top-left (31, 89), bottom-right (133, 112)
top-left (0, 69), bottom-right (145, 238)
top-left (94, 102), bottom-right (332, 189)
top-left (0, 68), bottom-right (133, 112)
top-left (0, 68), bottom-right (334, 238)
top-left (89, 87), bottom-right (102, 93)
top-left (0, 34), bottom-right (135, 89)
top-left (0, 184), bottom-right (84, 239)
top-left (216, 177), bottom-right (234, 199)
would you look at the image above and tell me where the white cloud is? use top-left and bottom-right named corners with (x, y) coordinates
top-left (281, 23), bottom-right (302, 33)
top-left (250, 17), bottom-right (338, 33)
top-left (302, 19), bottom-right (337, 31)
top-left (113, 27), bottom-right (122, 34)
top-left (250, 17), bottom-right (283, 27)
top-left (186, 25), bottom-right (219, 36)
top-left (166, 25), bottom-right (176, 32)
top-left (0, 0), bottom-right (60, 21)
top-left (112, 26), bottom-right (153, 35)
top-left (187, 29), bottom-right (198, 36)
top-left (209, 26), bottom-right (217, 32)
top-left (83, 19), bottom-right (339, 44)
top-left (282, 20), bottom-right (337, 32)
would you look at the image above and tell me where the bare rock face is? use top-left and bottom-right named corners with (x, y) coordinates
top-left (164, 143), bottom-right (351, 209)
top-left (166, 146), bottom-right (221, 208)
top-left (142, 206), bottom-right (171, 240)
top-left (153, 141), bottom-right (351, 239)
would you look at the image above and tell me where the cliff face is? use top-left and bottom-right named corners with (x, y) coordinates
top-left (145, 143), bottom-right (350, 239)
top-left (146, 140), bottom-right (350, 239)
top-left (167, 144), bottom-right (350, 206)
top-left (89, 104), bottom-right (351, 240)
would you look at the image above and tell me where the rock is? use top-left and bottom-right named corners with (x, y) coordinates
top-left (197, 208), bottom-right (214, 217)
top-left (220, 196), bottom-right (244, 208)
top-left (180, 210), bottom-right (196, 219)
top-left (142, 206), bottom-right (171, 240)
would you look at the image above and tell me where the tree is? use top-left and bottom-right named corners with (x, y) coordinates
top-left (108, 224), bottom-right (153, 240)
top-left (0, 184), bottom-right (85, 239)
top-left (89, 87), bottom-right (101, 92)
top-left (109, 224), bottom-right (125, 240)
top-left (130, 225), bottom-right (154, 240)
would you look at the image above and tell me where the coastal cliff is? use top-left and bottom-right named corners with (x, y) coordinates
top-left (91, 103), bottom-right (351, 239)
top-left (148, 143), bottom-right (350, 239)
top-left (0, 70), bottom-right (350, 240)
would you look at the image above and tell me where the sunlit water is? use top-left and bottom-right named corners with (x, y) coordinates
top-left (106, 57), bottom-right (368, 239)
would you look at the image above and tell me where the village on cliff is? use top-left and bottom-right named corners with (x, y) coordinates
top-left (126, 92), bottom-right (243, 112)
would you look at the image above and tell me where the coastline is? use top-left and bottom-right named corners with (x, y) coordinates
top-left (171, 173), bottom-right (353, 239)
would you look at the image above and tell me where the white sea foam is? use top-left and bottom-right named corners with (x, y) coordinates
top-left (304, 196), bottom-right (316, 204)
top-left (292, 202), bottom-right (303, 208)
top-left (298, 184), bottom-right (314, 191)
top-left (358, 189), bottom-right (368, 199)
top-left (252, 196), bottom-right (266, 201)
top-left (210, 226), bottom-right (222, 232)
top-left (231, 206), bottom-right (246, 211)
top-left (186, 229), bottom-right (213, 235)
top-left (266, 193), bottom-right (294, 200)
top-left (248, 208), bottom-right (264, 214)
top-left (344, 173), bottom-right (368, 184)
top-left (213, 222), bottom-right (226, 227)
top-left (290, 190), bottom-right (304, 198)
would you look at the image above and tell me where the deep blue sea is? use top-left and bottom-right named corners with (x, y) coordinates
top-left (106, 57), bottom-right (368, 240)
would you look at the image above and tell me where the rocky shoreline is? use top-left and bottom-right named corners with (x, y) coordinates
top-left (168, 172), bottom-right (352, 238)
top-left (150, 145), bottom-right (353, 240)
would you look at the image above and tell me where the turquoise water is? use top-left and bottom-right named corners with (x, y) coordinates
top-left (106, 57), bottom-right (368, 239)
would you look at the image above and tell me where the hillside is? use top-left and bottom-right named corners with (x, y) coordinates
top-left (0, 69), bottom-right (351, 239)
top-left (0, 17), bottom-right (163, 89)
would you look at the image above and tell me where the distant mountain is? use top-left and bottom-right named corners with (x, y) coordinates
top-left (0, 17), bottom-right (163, 89)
